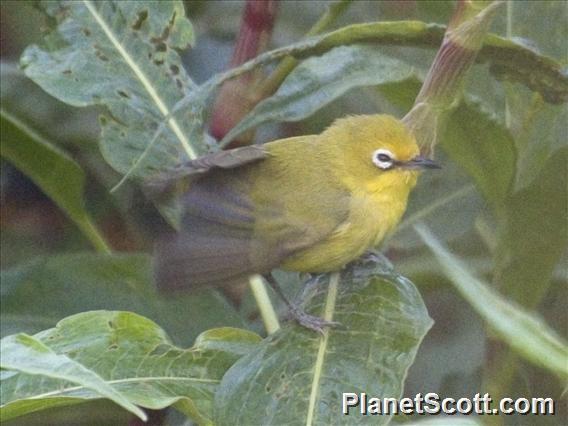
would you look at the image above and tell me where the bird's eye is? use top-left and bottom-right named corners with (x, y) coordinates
top-left (372, 149), bottom-right (395, 170)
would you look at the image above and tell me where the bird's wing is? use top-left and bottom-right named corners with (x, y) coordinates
top-left (183, 145), bottom-right (269, 173)
top-left (144, 145), bottom-right (269, 199)
top-left (155, 145), bottom-right (269, 180)
top-left (153, 166), bottom-right (350, 292)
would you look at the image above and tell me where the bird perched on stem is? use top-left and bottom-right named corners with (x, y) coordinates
top-left (154, 114), bottom-right (440, 331)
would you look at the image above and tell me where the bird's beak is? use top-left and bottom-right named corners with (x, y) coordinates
top-left (402, 156), bottom-right (442, 170)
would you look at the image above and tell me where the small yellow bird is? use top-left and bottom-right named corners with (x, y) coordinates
top-left (154, 114), bottom-right (439, 329)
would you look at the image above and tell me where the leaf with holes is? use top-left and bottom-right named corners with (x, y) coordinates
top-left (0, 311), bottom-right (261, 424)
top-left (20, 1), bottom-right (204, 180)
top-left (214, 259), bottom-right (433, 425)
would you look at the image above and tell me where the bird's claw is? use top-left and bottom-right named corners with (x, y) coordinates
top-left (287, 306), bottom-right (342, 335)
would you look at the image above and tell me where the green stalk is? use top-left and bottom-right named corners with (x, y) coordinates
top-left (402, 1), bottom-right (504, 155)
top-left (306, 272), bottom-right (339, 426)
top-left (249, 274), bottom-right (280, 334)
top-left (504, 0), bottom-right (513, 129)
top-left (257, 0), bottom-right (353, 98)
top-left (77, 217), bottom-right (112, 254)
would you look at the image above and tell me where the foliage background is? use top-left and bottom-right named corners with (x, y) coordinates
top-left (0, 1), bottom-right (566, 425)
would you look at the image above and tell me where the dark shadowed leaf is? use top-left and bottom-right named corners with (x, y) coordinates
top-left (0, 311), bottom-right (260, 424)
top-left (0, 110), bottom-right (109, 252)
top-left (0, 253), bottom-right (246, 346)
top-left (20, 1), bottom-right (204, 179)
top-left (0, 61), bottom-right (99, 146)
top-left (214, 259), bottom-right (433, 425)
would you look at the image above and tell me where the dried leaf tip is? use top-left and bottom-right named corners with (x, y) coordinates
top-left (447, 1), bottom-right (504, 51)
top-left (403, 1), bottom-right (503, 156)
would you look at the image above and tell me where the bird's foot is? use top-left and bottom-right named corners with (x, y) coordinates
top-left (294, 274), bottom-right (322, 305)
top-left (361, 249), bottom-right (392, 265)
top-left (359, 250), bottom-right (393, 275)
top-left (287, 305), bottom-right (342, 335)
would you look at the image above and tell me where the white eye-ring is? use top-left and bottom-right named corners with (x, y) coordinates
top-left (372, 149), bottom-right (395, 170)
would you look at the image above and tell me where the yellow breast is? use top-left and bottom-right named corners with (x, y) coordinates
top-left (281, 179), bottom-right (413, 273)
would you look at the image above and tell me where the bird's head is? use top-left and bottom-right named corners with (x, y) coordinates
top-left (324, 114), bottom-right (440, 193)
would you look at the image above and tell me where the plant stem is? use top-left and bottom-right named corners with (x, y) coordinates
top-left (403, 1), bottom-right (503, 154)
top-left (474, 216), bottom-right (497, 254)
top-left (209, 18), bottom-right (566, 106)
top-left (306, 272), bottom-right (339, 426)
top-left (257, 0), bottom-right (353, 98)
top-left (249, 274), bottom-right (280, 334)
top-left (209, 0), bottom-right (279, 145)
top-left (504, 0), bottom-right (513, 129)
top-left (78, 217), bottom-right (112, 254)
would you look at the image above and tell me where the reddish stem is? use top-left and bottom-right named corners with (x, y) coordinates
top-left (209, 0), bottom-right (279, 146)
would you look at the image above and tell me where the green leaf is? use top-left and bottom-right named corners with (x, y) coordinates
top-left (485, 0), bottom-right (568, 353)
top-left (1, 331), bottom-right (146, 421)
top-left (440, 99), bottom-right (516, 211)
top-left (498, 2), bottom-right (567, 191)
top-left (482, 13), bottom-right (567, 105)
top-left (393, 153), bottom-right (482, 249)
top-left (494, 147), bottom-right (568, 307)
top-left (210, 21), bottom-right (567, 107)
top-left (0, 61), bottom-right (99, 146)
top-left (0, 109), bottom-right (110, 253)
top-left (0, 399), bottom-right (131, 425)
top-left (505, 0), bottom-right (566, 61)
top-left (377, 75), bottom-right (423, 112)
top-left (0, 311), bottom-right (261, 424)
top-left (416, 224), bottom-right (568, 380)
top-left (221, 45), bottom-right (416, 144)
top-left (20, 1), bottom-right (203, 179)
top-left (0, 253), bottom-right (247, 347)
top-left (214, 259), bottom-right (433, 425)
top-left (513, 101), bottom-right (567, 191)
